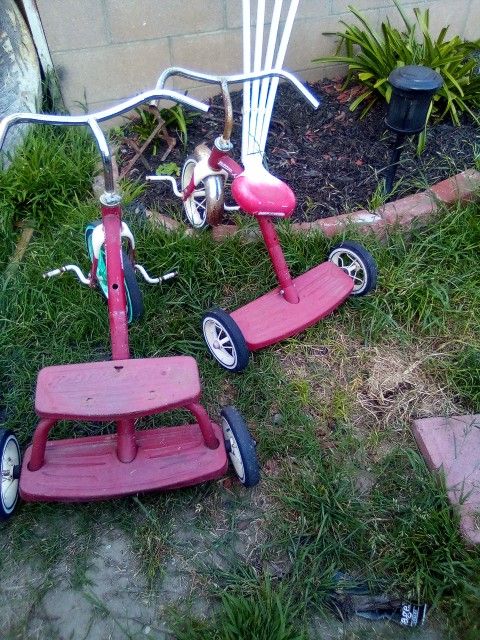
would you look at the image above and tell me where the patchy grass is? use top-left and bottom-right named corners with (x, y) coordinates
top-left (1, 128), bottom-right (480, 639)
top-left (171, 573), bottom-right (308, 640)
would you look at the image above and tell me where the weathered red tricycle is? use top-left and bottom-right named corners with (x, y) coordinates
top-left (151, 68), bottom-right (378, 372)
top-left (0, 90), bottom-right (259, 520)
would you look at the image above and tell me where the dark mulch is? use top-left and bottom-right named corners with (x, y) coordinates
top-left (118, 80), bottom-right (480, 222)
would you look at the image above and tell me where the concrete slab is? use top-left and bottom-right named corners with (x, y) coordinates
top-left (412, 415), bottom-right (480, 545)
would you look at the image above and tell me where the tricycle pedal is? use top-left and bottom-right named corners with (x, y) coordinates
top-left (134, 264), bottom-right (178, 285)
top-left (43, 264), bottom-right (91, 285)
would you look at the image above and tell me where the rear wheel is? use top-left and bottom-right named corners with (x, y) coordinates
top-left (85, 221), bottom-right (144, 322)
top-left (221, 407), bottom-right (260, 487)
top-left (328, 241), bottom-right (377, 296)
top-left (202, 308), bottom-right (250, 372)
top-left (181, 156), bottom-right (225, 228)
top-left (0, 429), bottom-right (21, 519)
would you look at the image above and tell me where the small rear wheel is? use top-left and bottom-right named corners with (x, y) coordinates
top-left (202, 308), bottom-right (250, 372)
top-left (85, 221), bottom-right (144, 322)
top-left (328, 241), bottom-right (377, 296)
top-left (221, 406), bottom-right (260, 487)
top-left (0, 429), bottom-right (21, 519)
top-left (181, 156), bottom-right (225, 229)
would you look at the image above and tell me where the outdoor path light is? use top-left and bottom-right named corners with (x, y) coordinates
top-left (384, 65), bottom-right (443, 195)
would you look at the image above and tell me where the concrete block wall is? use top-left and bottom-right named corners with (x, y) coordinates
top-left (35, 0), bottom-right (478, 113)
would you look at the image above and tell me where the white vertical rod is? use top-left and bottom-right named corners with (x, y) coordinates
top-left (259, 0), bottom-right (299, 152)
top-left (248, 0), bottom-right (266, 156)
top-left (242, 0), bottom-right (252, 160)
top-left (254, 0), bottom-right (283, 152)
top-left (21, 0), bottom-right (55, 74)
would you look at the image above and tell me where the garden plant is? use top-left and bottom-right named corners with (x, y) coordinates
top-left (315, 0), bottom-right (480, 129)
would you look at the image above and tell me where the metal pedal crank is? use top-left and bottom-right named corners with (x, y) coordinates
top-left (134, 264), bottom-right (178, 285)
top-left (43, 264), bottom-right (91, 285)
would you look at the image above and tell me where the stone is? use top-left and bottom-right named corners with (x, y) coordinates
top-left (412, 414), bottom-right (480, 545)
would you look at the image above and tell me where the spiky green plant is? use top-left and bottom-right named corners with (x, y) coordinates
top-left (130, 103), bottom-right (197, 153)
top-left (315, 1), bottom-right (480, 124)
top-left (0, 125), bottom-right (96, 231)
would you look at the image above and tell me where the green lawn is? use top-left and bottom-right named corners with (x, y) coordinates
top-left (1, 126), bottom-right (479, 639)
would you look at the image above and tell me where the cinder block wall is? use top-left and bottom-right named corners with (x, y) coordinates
top-left (36, 0), bottom-right (478, 113)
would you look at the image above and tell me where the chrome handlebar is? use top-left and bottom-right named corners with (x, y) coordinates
top-left (0, 89), bottom-right (209, 198)
top-left (156, 67), bottom-right (320, 110)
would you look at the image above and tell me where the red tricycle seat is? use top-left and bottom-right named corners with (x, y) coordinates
top-left (231, 164), bottom-right (296, 217)
top-left (35, 356), bottom-right (201, 421)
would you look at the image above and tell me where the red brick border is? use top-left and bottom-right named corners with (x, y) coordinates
top-left (210, 169), bottom-right (480, 241)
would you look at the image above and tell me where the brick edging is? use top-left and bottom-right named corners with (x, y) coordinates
top-left (210, 169), bottom-right (480, 241)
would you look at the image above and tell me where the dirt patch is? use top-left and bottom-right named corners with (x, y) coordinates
top-left (0, 484), bottom-right (275, 640)
top-left (358, 344), bottom-right (461, 425)
top-left (119, 80), bottom-right (480, 223)
top-left (1, 529), bottom-right (162, 640)
top-left (277, 334), bottom-right (461, 455)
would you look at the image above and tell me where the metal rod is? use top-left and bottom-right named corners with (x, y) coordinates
top-left (43, 264), bottom-right (91, 285)
top-left (155, 67), bottom-right (320, 110)
top-left (0, 89), bottom-right (209, 199)
top-left (253, 0), bottom-right (283, 157)
top-left (186, 402), bottom-right (219, 449)
top-left (221, 79), bottom-right (234, 142)
top-left (257, 217), bottom-right (299, 303)
top-left (27, 419), bottom-right (57, 471)
top-left (384, 132), bottom-right (406, 195)
top-left (258, 0), bottom-right (300, 153)
top-left (242, 0), bottom-right (252, 161)
top-left (88, 117), bottom-right (115, 194)
top-left (101, 206), bottom-right (130, 361)
top-left (249, 0), bottom-right (266, 153)
top-left (134, 264), bottom-right (177, 285)
top-left (146, 174), bottom-right (184, 197)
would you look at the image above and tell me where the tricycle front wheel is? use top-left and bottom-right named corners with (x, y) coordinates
top-left (0, 429), bottom-right (21, 519)
top-left (221, 407), bottom-right (260, 487)
top-left (181, 156), bottom-right (225, 228)
top-left (85, 221), bottom-right (144, 322)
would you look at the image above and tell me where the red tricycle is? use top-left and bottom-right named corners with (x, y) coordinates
top-left (150, 68), bottom-right (378, 372)
top-left (0, 90), bottom-right (260, 520)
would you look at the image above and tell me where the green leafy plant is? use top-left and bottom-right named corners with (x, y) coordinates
top-left (161, 103), bottom-right (194, 148)
top-left (155, 161), bottom-right (180, 177)
top-left (130, 103), bottom-right (196, 153)
top-left (129, 107), bottom-right (157, 148)
top-left (315, 1), bottom-right (480, 125)
top-left (118, 177), bottom-right (146, 205)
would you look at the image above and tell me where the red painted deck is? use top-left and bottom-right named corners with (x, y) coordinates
top-left (230, 262), bottom-right (354, 350)
top-left (35, 357), bottom-right (201, 421)
top-left (20, 423), bottom-right (227, 501)
top-left (413, 414), bottom-right (480, 545)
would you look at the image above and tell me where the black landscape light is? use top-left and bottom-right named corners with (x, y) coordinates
top-left (383, 65), bottom-right (443, 194)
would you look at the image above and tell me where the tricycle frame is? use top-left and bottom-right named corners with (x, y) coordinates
top-left (0, 90), bottom-right (260, 514)
top-left (150, 68), bottom-right (377, 371)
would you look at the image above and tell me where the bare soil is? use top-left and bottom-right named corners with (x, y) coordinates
top-left (119, 80), bottom-right (480, 222)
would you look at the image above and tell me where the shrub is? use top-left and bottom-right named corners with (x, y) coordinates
top-left (128, 103), bottom-right (196, 152)
top-left (0, 124), bottom-right (96, 231)
top-left (315, 1), bottom-right (480, 124)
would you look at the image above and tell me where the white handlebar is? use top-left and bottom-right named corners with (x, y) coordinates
top-left (156, 67), bottom-right (320, 110)
top-left (0, 89), bottom-right (209, 195)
